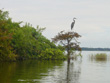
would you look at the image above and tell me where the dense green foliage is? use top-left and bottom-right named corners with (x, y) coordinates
top-left (38, 48), bottom-right (66, 60)
top-left (0, 10), bottom-right (66, 61)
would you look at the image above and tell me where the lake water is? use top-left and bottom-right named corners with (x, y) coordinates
top-left (0, 51), bottom-right (110, 83)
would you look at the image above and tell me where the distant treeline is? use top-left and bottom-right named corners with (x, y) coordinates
top-left (81, 47), bottom-right (110, 51)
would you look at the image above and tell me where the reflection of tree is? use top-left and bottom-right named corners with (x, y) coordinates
top-left (0, 62), bottom-right (17, 83)
top-left (55, 60), bottom-right (81, 83)
top-left (66, 60), bottom-right (81, 83)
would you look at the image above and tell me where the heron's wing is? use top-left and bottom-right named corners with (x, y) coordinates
top-left (71, 22), bottom-right (75, 30)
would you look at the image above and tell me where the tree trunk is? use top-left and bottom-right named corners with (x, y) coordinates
top-left (67, 39), bottom-right (70, 63)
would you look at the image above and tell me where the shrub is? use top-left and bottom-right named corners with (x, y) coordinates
top-left (90, 53), bottom-right (107, 61)
top-left (95, 53), bottom-right (107, 60)
top-left (37, 48), bottom-right (66, 60)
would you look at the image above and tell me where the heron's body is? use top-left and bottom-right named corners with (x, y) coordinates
top-left (71, 21), bottom-right (75, 30)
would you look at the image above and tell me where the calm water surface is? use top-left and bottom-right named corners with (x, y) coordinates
top-left (0, 51), bottom-right (110, 83)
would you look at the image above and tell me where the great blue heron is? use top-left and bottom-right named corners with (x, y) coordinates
top-left (71, 18), bottom-right (76, 30)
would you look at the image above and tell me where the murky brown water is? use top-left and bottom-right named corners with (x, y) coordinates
top-left (0, 51), bottom-right (110, 83)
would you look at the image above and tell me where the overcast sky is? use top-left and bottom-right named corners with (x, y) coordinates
top-left (0, 0), bottom-right (110, 48)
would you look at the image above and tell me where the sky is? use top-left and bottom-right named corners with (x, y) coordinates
top-left (0, 0), bottom-right (110, 48)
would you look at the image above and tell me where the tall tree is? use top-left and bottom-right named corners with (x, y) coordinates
top-left (52, 31), bottom-right (81, 61)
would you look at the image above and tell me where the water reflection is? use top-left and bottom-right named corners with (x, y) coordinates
top-left (80, 51), bottom-right (110, 83)
top-left (66, 60), bottom-right (81, 83)
top-left (0, 59), bottom-right (82, 83)
top-left (0, 60), bottom-right (64, 83)
top-left (42, 60), bottom-right (82, 83)
top-left (0, 62), bottom-right (17, 83)
top-left (1, 51), bottom-right (110, 83)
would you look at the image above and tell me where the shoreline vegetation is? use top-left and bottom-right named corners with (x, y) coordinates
top-left (89, 53), bottom-right (107, 61)
top-left (0, 10), bottom-right (67, 61)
